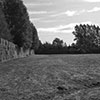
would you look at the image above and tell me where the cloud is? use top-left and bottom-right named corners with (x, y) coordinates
top-left (50, 12), bottom-right (64, 17)
top-left (29, 11), bottom-right (48, 15)
top-left (76, 9), bottom-right (86, 15)
top-left (65, 10), bottom-right (77, 16)
top-left (30, 18), bottom-right (42, 22)
top-left (31, 19), bottom-right (58, 23)
top-left (71, 7), bottom-right (100, 16)
top-left (38, 21), bottom-right (92, 33)
top-left (30, 18), bottom-right (58, 23)
top-left (25, 2), bottom-right (52, 6)
top-left (38, 25), bottom-right (73, 33)
top-left (75, 7), bottom-right (100, 15)
top-left (51, 10), bottom-right (77, 17)
top-left (83, 0), bottom-right (100, 2)
top-left (50, 6), bottom-right (100, 18)
top-left (87, 7), bottom-right (100, 12)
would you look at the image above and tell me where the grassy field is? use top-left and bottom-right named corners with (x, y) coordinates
top-left (0, 54), bottom-right (100, 100)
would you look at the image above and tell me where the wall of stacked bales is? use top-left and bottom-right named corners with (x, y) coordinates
top-left (0, 38), bottom-right (34, 62)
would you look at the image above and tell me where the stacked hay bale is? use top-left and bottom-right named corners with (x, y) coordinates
top-left (0, 38), bottom-right (8, 61)
top-left (7, 40), bottom-right (18, 59)
top-left (0, 38), bottom-right (17, 62)
top-left (0, 38), bottom-right (4, 61)
top-left (0, 38), bottom-right (34, 62)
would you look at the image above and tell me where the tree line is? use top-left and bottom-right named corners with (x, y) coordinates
top-left (36, 24), bottom-right (100, 54)
top-left (0, 0), bottom-right (39, 51)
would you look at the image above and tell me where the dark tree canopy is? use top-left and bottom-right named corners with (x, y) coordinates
top-left (1, 0), bottom-right (39, 49)
top-left (31, 23), bottom-right (39, 51)
top-left (35, 38), bottom-right (69, 54)
top-left (2, 0), bottom-right (31, 48)
top-left (52, 38), bottom-right (64, 47)
top-left (73, 24), bottom-right (100, 53)
top-left (0, 2), bottom-right (12, 41)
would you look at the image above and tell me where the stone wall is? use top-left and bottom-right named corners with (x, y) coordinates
top-left (0, 38), bottom-right (34, 62)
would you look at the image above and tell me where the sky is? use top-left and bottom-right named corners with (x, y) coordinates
top-left (23, 0), bottom-right (100, 45)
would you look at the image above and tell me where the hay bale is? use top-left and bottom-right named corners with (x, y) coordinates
top-left (1, 38), bottom-right (5, 45)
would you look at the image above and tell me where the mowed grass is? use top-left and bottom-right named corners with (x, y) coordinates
top-left (0, 54), bottom-right (100, 100)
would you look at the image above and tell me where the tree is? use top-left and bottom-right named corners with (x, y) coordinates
top-left (31, 23), bottom-right (39, 51)
top-left (52, 38), bottom-right (64, 48)
top-left (35, 38), bottom-right (69, 54)
top-left (73, 24), bottom-right (100, 53)
top-left (2, 0), bottom-right (33, 48)
top-left (0, 1), bottom-right (12, 41)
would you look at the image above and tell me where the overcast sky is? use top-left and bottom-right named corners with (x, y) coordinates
top-left (23, 0), bottom-right (100, 44)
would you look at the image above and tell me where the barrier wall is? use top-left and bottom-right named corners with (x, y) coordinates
top-left (0, 38), bottom-right (34, 62)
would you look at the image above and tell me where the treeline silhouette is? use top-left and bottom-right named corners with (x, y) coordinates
top-left (36, 24), bottom-right (100, 54)
top-left (0, 0), bottom-right (39, 51)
